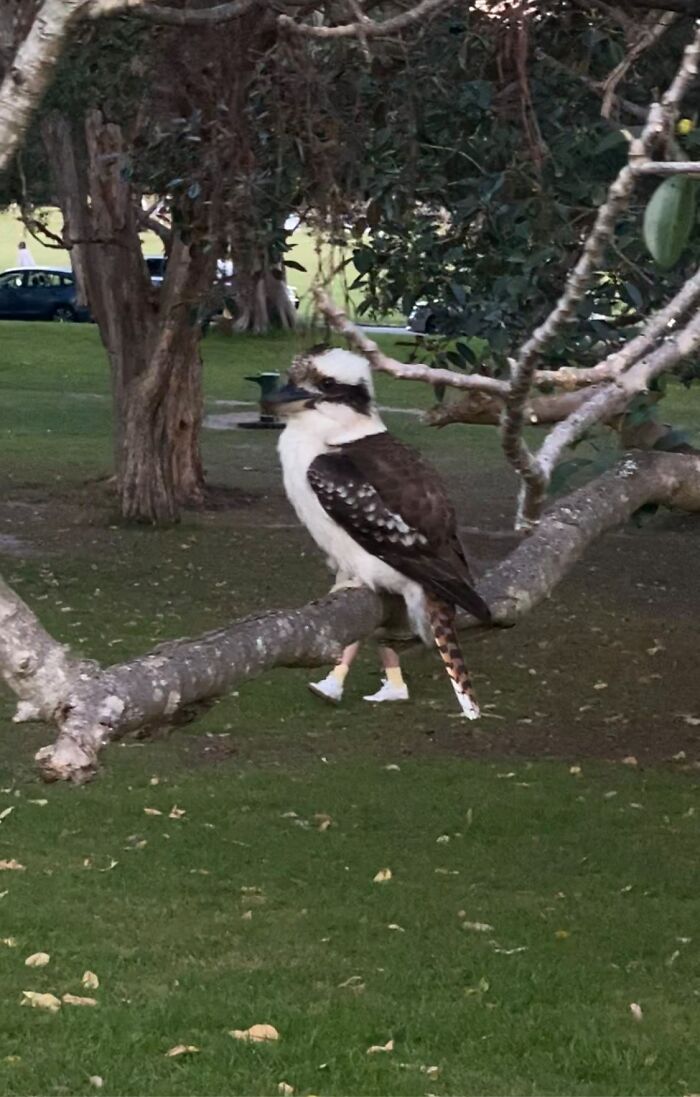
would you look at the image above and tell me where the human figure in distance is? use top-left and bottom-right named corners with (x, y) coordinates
top-left (309, 641), bottom-right (408, 705)
top-left (16, 240), bottom-right (36, 268)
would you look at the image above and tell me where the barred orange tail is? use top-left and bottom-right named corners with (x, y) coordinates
top-left (426, 595), bottom-right (480, 719)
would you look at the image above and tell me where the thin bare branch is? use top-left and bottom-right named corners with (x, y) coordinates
top-left (502, 22), bottom-right (700, 530)
top-left (535, 48), bottom-right (648, 120)
top-left (637, 158), bottom-right (700, 174)
top-left (541, 263), bottom-right (700, 390)
top-left (313, 289), bottom-right (510, 397)
top-left (601, 10), bottom-right (677, 120)
top-left (535, 299), bottom-right (700, 487)
top-left (278, 0), bottom-right (456, 38)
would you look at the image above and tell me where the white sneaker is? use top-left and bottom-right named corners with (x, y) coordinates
top-left (308, 675), bottom-right (344, 704)
top-left (363, 679), bottom-right (409, 703)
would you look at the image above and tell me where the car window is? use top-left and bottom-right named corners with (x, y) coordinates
top-left (60, 274), bottom-right (74, 286)
top-left (0, 272), bottom-right (25, 288)
top-left (27, 271), bottom-right (63, 288)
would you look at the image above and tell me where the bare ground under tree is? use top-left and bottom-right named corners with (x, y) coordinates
top-left (1, 399), bottom-right (699, 775)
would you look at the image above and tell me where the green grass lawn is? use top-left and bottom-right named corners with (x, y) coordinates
top-left (0, 322), bottom-right (699, 1096)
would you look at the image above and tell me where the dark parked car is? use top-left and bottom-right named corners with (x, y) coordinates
top-left (407, 300), bottom-right (439, 334)
top-left (0, 267), bottom-right (90, 322)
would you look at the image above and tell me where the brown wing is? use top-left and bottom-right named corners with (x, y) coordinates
top-left (307, 432), bottom-right (490, 621)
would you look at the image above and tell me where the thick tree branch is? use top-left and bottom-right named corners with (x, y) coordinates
top-left (278, 0), bottom-right (456, 38)
top-left (2, 452), bottom-right (699, 782)
top-left (0, 0), bottom-right (90, 173)
top-left (424, 387), bottom-right (615, 428)
top-left (476, 450), bottom-right (700, 622)
top-left (35, 589), bottom-right (387, 782)
top-left (100, 0), bottom-right (261, 25)
top-left (0, 577), bottom-right (96, 723)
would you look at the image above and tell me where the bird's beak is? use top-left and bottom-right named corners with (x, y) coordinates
top-left (262, 382), bottom-right (316, 415)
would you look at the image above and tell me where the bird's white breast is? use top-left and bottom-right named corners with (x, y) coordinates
top-left (278, 419), bottom-right (413, 595)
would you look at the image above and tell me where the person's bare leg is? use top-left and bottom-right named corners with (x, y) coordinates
top-left (364, 646), bottom-right (409, 702)
top-left (309, 642), bottom-right (360, 704)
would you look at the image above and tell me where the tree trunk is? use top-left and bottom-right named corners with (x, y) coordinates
top-left (233, 258), bottom-right (297, 334)
top-left (41, 109), bottom-right (213, 523)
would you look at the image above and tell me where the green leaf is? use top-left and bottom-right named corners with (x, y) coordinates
top-left (283, 260), bottom-right (307, 272)
top-left (643, 175), bottom-right (697, 269)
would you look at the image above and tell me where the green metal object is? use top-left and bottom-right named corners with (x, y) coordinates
top-left (239, 371), bottom-right (283, 430)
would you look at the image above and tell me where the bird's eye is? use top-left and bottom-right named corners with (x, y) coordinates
top-left (319, 378), bottom-right (335, 392)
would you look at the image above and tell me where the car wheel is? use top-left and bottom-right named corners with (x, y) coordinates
top-left (52, 305), bottom-right (76, 322)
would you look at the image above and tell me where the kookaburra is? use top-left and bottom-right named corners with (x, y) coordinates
top-left (268, 346), bottom-right (491, 717)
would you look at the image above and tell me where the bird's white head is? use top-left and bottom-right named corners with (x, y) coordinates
top-left (266, 345), bottom-right (384, 444)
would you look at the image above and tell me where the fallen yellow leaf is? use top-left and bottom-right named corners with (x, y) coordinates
top-left (2, 937), bottom-right (18, 947)
top-left (241, 910), bottom-right (253, 922)
top-left (165, 1045), bottom-right (200, 1057)
top-left (630, 1002), bottom-right (643, 1022)
top-left (314, 813), bottom-right (332, 831)
top-left (82, 970), bottom-right (100, 990)
top-left (62, 993), bottom-right (98, 1007)
top-left (373, 868), bottom-right (392, 883)
top-left (554, 929), bottom-right (570, 940)
top-left (88, 1077), bottom-right (104, 1089)
top-left (278, 1083), bottom-right (294, 1095)
top-left (229, 1023), bottom-right (279, 1043)
top-left (0, 859), bottom-right (25, 871)
top-left (24, 952), bottom-right (50, 968)
top-left (621, 755), bottom-right (638, 767)
top-left (144, 807), bottom-right (163, 816)
top-left (169, 805), bottom-right (186, 820)
top-left (367, 1038), bottom-right (394, 1054)
top-left (21, 991), bottom-right (61, 1013)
